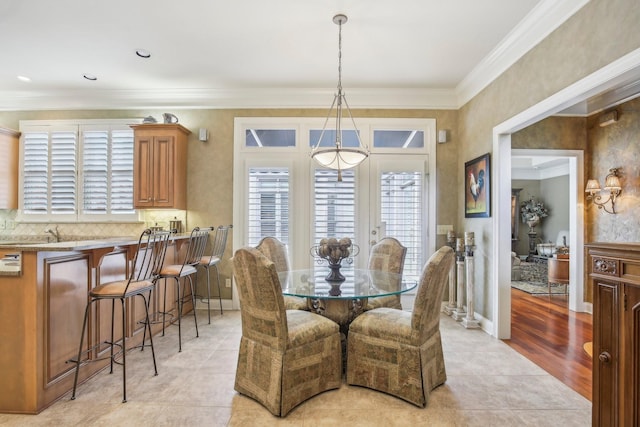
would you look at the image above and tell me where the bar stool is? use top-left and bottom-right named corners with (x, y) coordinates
top-left (197, 224), bottom-right (232, 322)
top-left (70, 229), bottom-right (172, 403)
top-left (158, 226), bottom-right (210, 351)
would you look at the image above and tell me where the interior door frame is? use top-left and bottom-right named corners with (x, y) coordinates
top-left (491, 48), bottom-right (640, 339)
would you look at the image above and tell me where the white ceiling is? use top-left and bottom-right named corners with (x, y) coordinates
top-left (0, 0), bottom-right (593, 111)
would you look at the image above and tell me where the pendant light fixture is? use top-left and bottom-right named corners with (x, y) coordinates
top-left (311, 14), bottom-right (369, 181)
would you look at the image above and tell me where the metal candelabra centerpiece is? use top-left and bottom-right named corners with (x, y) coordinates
top-left (310, 237), bottom-right (359, 282)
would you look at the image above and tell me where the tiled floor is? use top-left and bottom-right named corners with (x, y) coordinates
top-left (0, 310), bottom-right (591, 426)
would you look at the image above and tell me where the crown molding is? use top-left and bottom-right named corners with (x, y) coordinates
top-left (456, 0), bottom-right (590, 108)
top-left (0, 87), bottom-right (459, 111)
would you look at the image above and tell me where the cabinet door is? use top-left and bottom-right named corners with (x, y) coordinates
top-left (134, 135), bottom-right (154, 208)
top-left (151, 135), bottom-right (175, 207)
top-left (0, 128), bottom-right (19, 209)
top-left (623, 285), bottom-right (640, 427)
top-left (593, 280), bottom-right (619, 427)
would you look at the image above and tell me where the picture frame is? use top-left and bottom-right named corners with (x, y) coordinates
top-left (465, 153), bottom-right (491, 218)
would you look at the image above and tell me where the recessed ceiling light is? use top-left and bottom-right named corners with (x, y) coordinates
top-left (17, 75), bottom-right (31, 82)
top-left (136, 49), bottom-right (151, 58)
top-left (83, 74), bottom-right (97, 81)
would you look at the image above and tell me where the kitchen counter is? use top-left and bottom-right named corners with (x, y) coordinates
top-left (0, 233), bottom-right (193, 252)
top-left (0, 234), bottom-right (192, 277)
top-left (0, 233), bottom-right (191, 414)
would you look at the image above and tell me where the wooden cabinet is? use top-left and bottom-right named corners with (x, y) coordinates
top-left (587, 243), bottom-right (640, 427)
top-left (131, 124), bottom-right (190, 209)
top-left (0, 127), bottom-right (20, 209)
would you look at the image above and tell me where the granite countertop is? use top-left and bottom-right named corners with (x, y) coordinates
top-left (0, 233), bottom-right (191, 252)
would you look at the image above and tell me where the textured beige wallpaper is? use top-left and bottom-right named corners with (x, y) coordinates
top-left (457, 0), bottom-right (640, 318)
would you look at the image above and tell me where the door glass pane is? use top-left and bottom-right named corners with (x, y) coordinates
top-left (373, 130), bottom-right (424, 149)
top-left (248, 167), bottom-right (289, 246)
top-left (313, 169), bottom-right (355, 243)
top-left (380, 171), bottom-right (423, 278)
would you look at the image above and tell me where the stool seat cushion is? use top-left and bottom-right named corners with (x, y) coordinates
top-left (199, 255), bottom-right (220, 266)
top-left (160, 264), bottom-right (197, 277)
top-left (90, 279), bottom-right (155, 298)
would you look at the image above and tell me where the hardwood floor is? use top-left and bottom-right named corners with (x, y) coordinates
top-left (503, 288), bottom-right (593, 401)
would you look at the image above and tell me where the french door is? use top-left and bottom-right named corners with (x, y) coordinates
top-left (360, 155), bottom-right (428, 279)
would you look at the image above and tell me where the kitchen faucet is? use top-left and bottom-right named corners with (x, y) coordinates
top-left (45, 226), bottom-right (60, 243)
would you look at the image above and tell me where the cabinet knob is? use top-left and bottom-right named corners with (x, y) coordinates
top-left (598, 351), bottom-right (611, 363)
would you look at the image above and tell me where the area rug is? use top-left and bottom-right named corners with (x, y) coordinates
top-left (511, 280), bottom-right (568, 295)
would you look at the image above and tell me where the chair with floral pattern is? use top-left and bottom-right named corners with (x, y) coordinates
top-left (233, 247), bottom-right (342, 416)
top-left (346, 245), bottom-right (455, 407)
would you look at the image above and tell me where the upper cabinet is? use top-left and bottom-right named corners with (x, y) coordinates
top-left (0, 127), bottom-right (20, 209)
top-left (131, 124), bottom-right (191, 209)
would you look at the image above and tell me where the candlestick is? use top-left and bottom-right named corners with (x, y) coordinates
top-left (464, 231), bottom-right (475, 247)
top-left (447, 230), bottom-right (456, 243)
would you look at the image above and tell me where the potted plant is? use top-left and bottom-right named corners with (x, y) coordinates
top-left (520, 197), bottom-right (549, 232)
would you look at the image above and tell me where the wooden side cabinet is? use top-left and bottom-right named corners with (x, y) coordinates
top-left (131, 124), bottom-right (191, 209)
top-left (587, 243), bottom-right (640, 427)
top-left (0, 127), bottom-right (20, 209)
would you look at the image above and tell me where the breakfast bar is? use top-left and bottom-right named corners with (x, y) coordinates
top-left (0, 235), bottom-right (189, 414)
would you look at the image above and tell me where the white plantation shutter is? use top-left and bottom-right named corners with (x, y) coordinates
top-left (82, 130), bottom-right (108, 213)
top-left (50, 131), bottom-right (77, 213)
top-left (109, 130), bottom-right (134, 213)
top-left (20, 121), bottom-right (136, 221)
top-left (247, 167), bottom-right (289, 246)
top-left (81, 127), bottom-right (134, 215)
top-left (380, 171), bottom-right (423, 278)
top-left (313, 169), bottom-right (355, 244)
top-left (22, 131), bottom-right (50, 213)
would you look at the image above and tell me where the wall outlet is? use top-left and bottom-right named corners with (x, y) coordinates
top-left (225, 278), bottom-right (231, 288)
top-left (436, 224), bottom-right (453, 235)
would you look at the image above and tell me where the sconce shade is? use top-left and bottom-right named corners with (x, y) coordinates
top-left (585, 179), bottom-right (601, 193)
top-left (604, 174), bottom-right (621, 191)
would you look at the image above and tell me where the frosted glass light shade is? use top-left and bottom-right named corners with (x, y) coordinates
top-left (311, 147), bottom-right (368, 170)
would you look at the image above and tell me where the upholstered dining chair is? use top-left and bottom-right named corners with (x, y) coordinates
top-left (255, 236), bottom-right (308, 310)
top-left (364, 237), bottom-right (407, 311)
top-left (70, 229), bottom-right (172, 403)
top-left (198, 224), bottom-right (232, 322)
top-left (158, 226), bottom-right (210, 352)
top-left (346, 245), bottom-right (455, 407)
top-left (232, 247), bottom-right (342, 416)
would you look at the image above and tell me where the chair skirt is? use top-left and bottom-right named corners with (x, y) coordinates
top-left (234, 311), bottom-right (341, 416)
top-left (346, 308), bottom-right (447, 407)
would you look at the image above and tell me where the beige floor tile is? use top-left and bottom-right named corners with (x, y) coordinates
top-left (0, 310), bottom-right (592, 426)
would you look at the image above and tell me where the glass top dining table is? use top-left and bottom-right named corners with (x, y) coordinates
top-left (278, 267), bottom-right (417, 330)
top-left (279, 268), bottom-right (417, 299)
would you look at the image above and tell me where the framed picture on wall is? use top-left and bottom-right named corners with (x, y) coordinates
top-left (465, 153), bottom-right (491, 218)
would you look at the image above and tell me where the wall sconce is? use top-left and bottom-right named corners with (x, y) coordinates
top-left (585, 167), bottom-right (622, 214)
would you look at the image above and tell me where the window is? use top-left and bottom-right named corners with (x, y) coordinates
top-left (19, 120), bottom-right (137, 222)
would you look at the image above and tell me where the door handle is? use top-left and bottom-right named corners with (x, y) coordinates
top-left (598, 351), bottom-right (611, 363)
